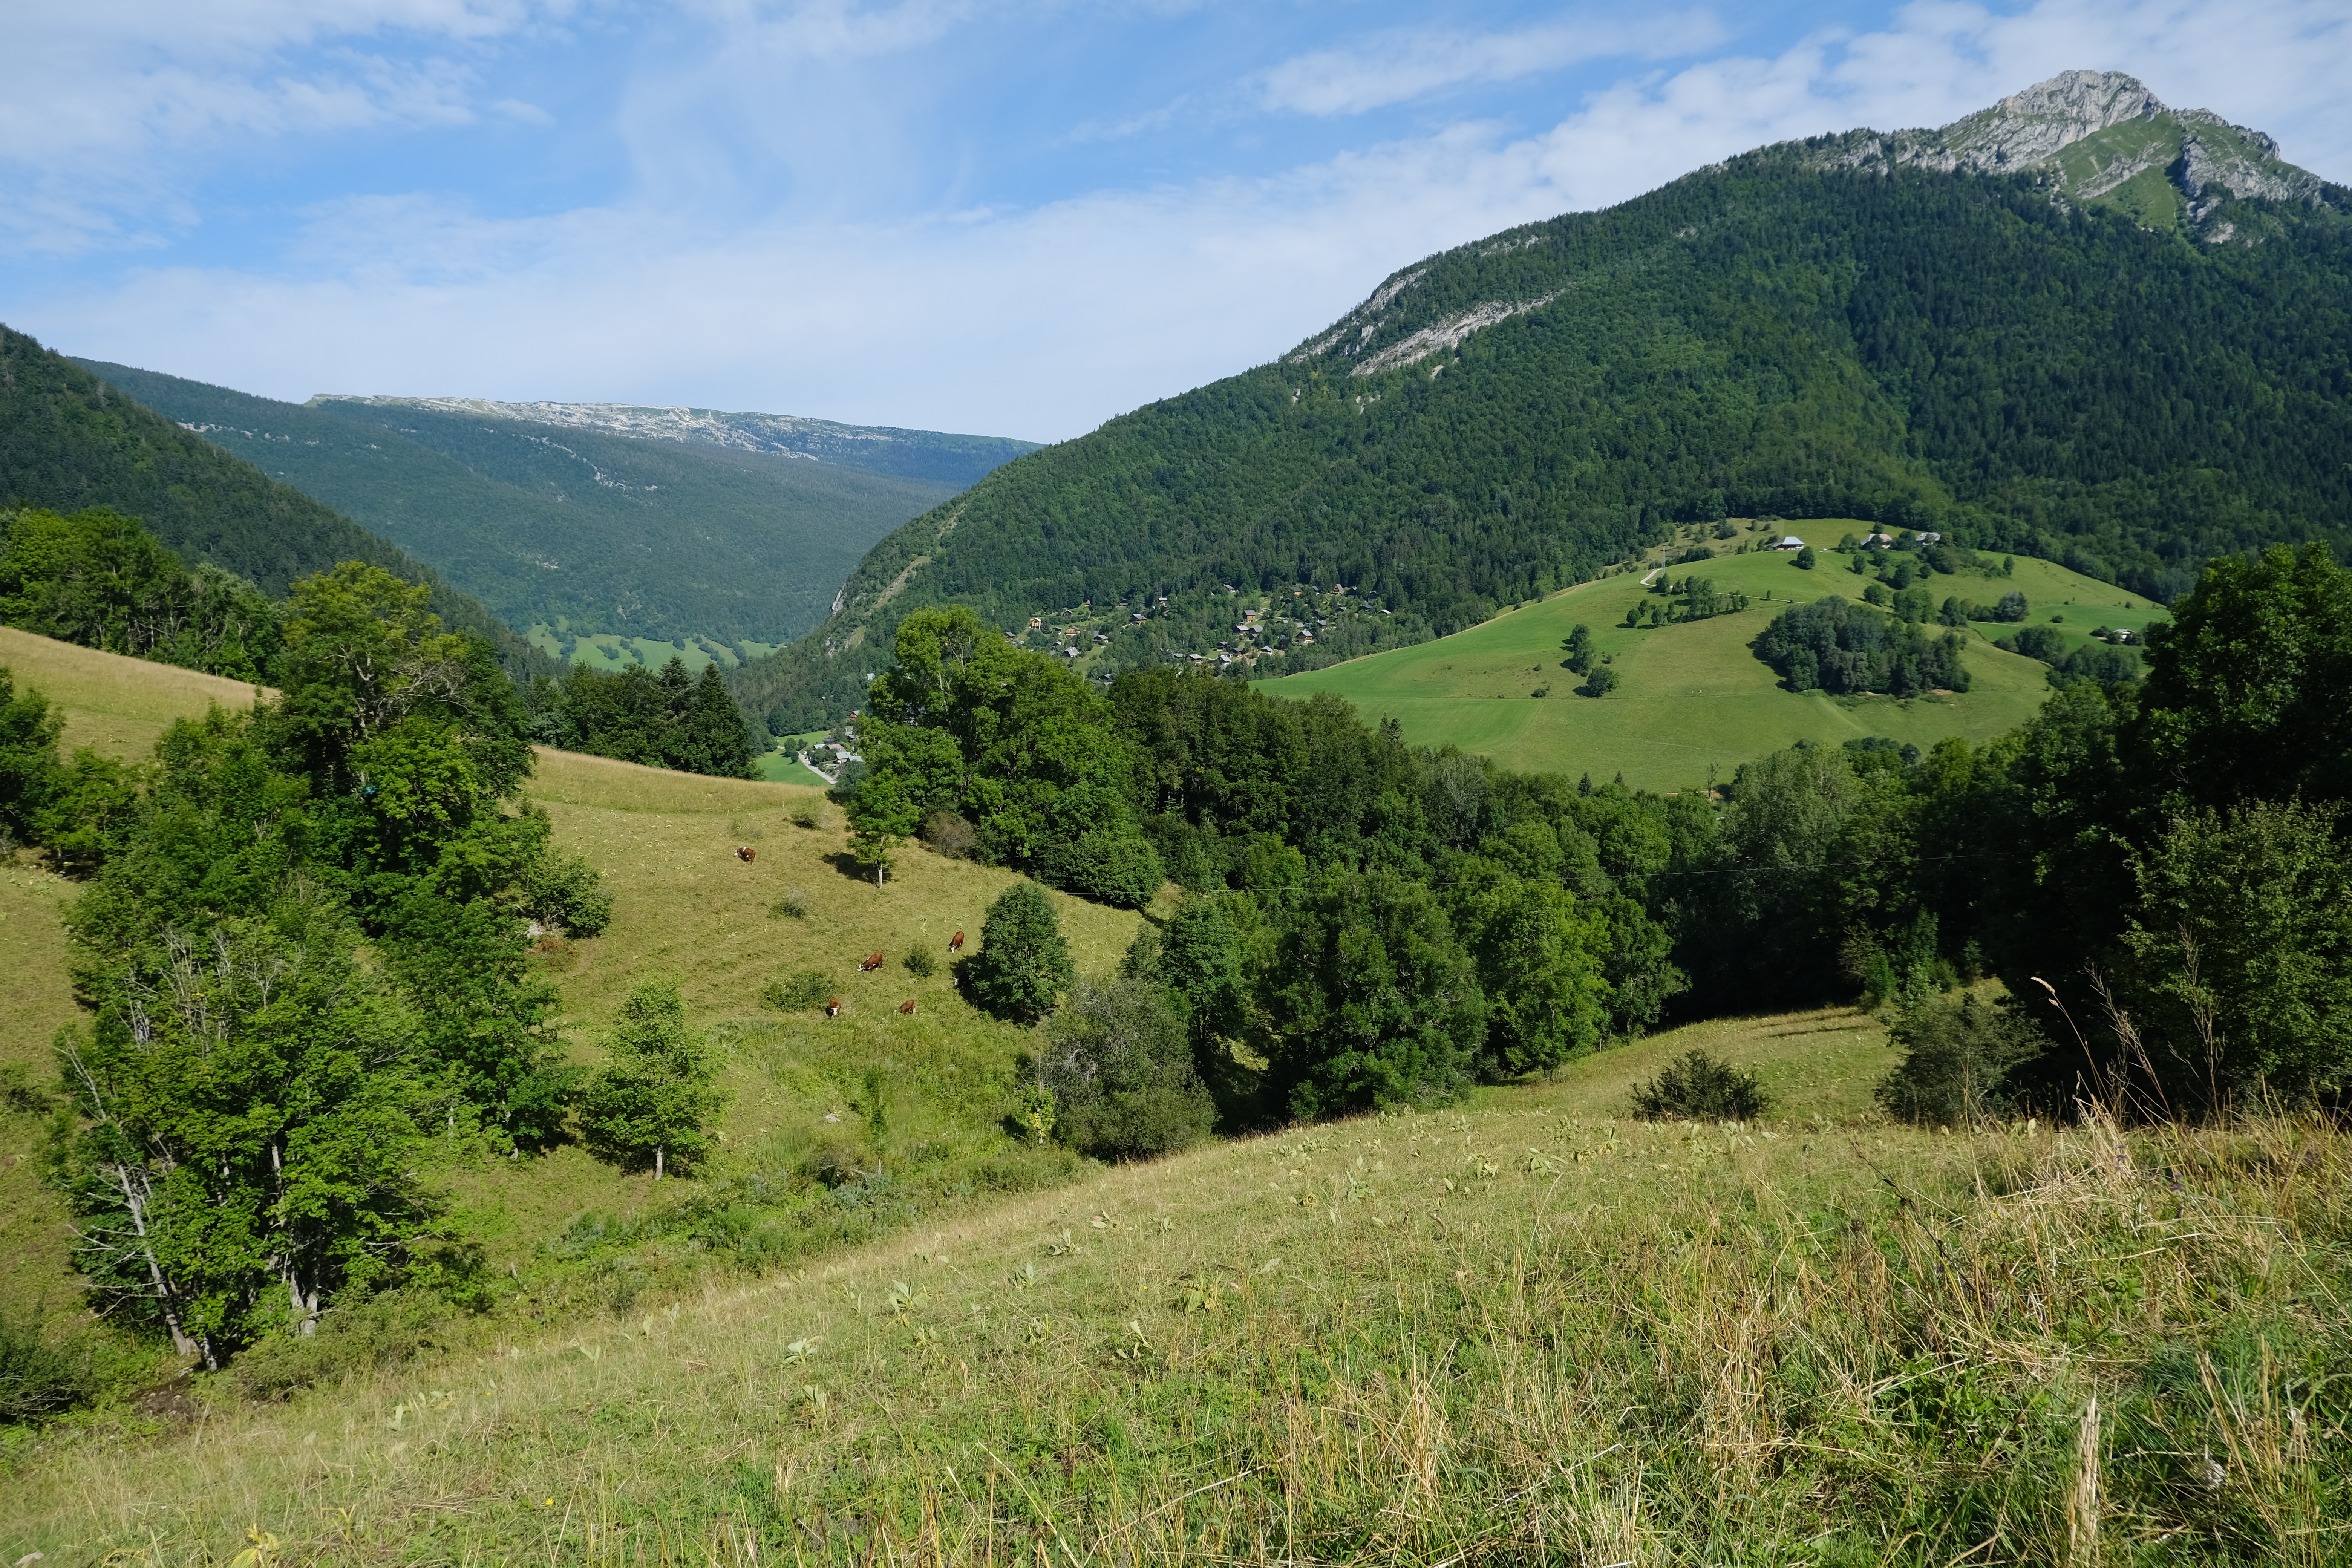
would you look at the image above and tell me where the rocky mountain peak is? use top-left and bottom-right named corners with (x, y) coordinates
top-left (1819, 70), bottom-right (2338, 240)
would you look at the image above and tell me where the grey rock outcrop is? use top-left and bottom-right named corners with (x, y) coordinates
top-left (1820, 69), bottom-right (2338, 233)
top-left (1937, 69), bottom-right (2169, 173)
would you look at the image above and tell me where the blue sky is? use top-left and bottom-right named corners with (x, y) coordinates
top-left (4, 0), bottom-right (2346, 441)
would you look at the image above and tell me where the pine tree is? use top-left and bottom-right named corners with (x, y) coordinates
top-left (577, 983), bottom-right (728, 1180)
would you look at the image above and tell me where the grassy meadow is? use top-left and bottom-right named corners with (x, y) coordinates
top-left (526, 625), bottom-right (789, 676)
top-left (6, 632), bottom-right (2345, 1567)
top-left (0, 631), bottom-right (1142, 1375)
top-left (4, 995), bottom-right (2345, 1564)
top-left (1257, 522), bottom-right (2164, 789)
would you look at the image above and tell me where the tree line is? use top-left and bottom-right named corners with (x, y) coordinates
top-left (848, 542), bottom-right (2351, 1154)
top-left (0, 326), bottom-right (551, 683)
top-left (0, 562), bottom-right (748, 1370)
top-left (1, 504), bottom-right (760, 781)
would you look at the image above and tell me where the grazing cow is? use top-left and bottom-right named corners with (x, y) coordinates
top-left (948, 929), bottom-right (965, 952)
top-left (897, 999), bottom-right (917, 1015)
top-left (825, 997), bottom-right (842, 1017)
top-left (858, 952), bottom-right (885, 972)
top-left (735, 845), bottom-right (756, 863)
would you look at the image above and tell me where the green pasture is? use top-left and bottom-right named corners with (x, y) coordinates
top-left (1260, 527), bottom-right (2165, 788)
top-left (528, 622), bottom-right (787, 673)
top-left (755, 730), bottom-right (834, 785)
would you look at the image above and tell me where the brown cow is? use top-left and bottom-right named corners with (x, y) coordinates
top-left (858, 952), bottom-right (885, 972)
top-left (948, 929), bottom-right (965, 952)
top-left (825, 997), bottom-right (842, 1017)
top-left (897, 999), bottom-right (917, 1015)
top-left (734, 845), bottom-right (756, 863)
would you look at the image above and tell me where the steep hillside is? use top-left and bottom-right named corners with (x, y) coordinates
top-left (73, 364), bottom-right (994, 655)
top-left (6, 991), bottom-right (2344, 1563)
top-left (0, 627), bottom-right (1139, 1370)
top-left (0, 328), bottom-right (550, 680)
top-left (315, 395), bottom-right (1038, 487)
top-left (728, 70), bottom-right (2351, 735)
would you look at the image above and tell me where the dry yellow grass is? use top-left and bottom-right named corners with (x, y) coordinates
top-left (0, 630), bottom-right (1148, 1330)
top-left (6, 1005), bottom-right (2340, 1566)
top-left (0, 626), bottom-right (269, 760)
top-left (0, 856), bottom-right (86, 1326)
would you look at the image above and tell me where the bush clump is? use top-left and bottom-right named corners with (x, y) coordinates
top-left (0, 1310), bottom-right (95, 1423)
top-left (764, 969), bottom-right (831, 1012)
top-left (1038, 827), bottom-right (1165, 909)
top-left (1752, 595), bottom-right (1971, 696)
top-left (1631, 1050), bottom-right (1770, 1122)
top-left (222, 1287), bottom-right (451, 1403)
top-left (1032, 977), bottom-right (1216, 1162)
top-left (1995, 624), bottom-right (2069, 663)
top-left (1874, 992), bottom-right (2044, 1127)
top-left (919, 810), bottom-right (977, 859)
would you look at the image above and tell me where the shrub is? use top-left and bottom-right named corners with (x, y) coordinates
top-left (771, 887), bottom-right (810, 919)
top-left (959, 881), bottom-right (1074, 1023)
top-left (1039, 827), bottom-right (1165, 909)
top-left (223, 1287), bottom-right (450, 1402)
top-left (797, 1129), bottom-right (870, 1187)
top-left (1034, 978), bottom-right (1216, 1161)
top-left (1631, 1050), bottom-right (1770, 1121)
top-left (521, 848), bottom-right (613, 937)
top-left (903, 946), bottom-right (937, 979)
top-left (788, 802), bottom-right (827, 830)
top-left (1578, 665), bottom-right (1620, 698)
top-left (764, 969), bottom-right (831, 1011)
top-left (0, 1309), bottom-right (94, 1423)
top-left (920, 809), bottom-right (978, 859)
top-left (1995, 625), bottom-right (2069, 664)
top-left (1875, 992), bottom-right (2044, 1126)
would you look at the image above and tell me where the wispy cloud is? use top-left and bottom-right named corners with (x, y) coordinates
top-left (1257, 10), bottom-right (1730, 117)
top-left (8, 0), bottom-right (2349, 442)
top-left (0, 0), bottom-right (560, 253)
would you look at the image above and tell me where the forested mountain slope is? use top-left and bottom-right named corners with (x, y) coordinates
top-left (1, 328), bottom-right (550, 679)
top-left (313, 395), bottom-right (1038, 486)
top-left (728, 70), bottom-right (2352, 734)
top-left (76, 363), bottom-right (994, 653)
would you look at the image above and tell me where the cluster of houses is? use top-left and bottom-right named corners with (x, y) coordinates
top-left (798, 737), bottom-right (861, 784)
top-left (1767, 529), bottom-right (1944, 552)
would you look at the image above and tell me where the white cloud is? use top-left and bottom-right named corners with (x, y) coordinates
top-left (11, 0), bottom-right (2349, 443)
top-left (0, 0), bottom-right (561, 253)
top-left (1258, 10), bottom-right (1730, 117)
